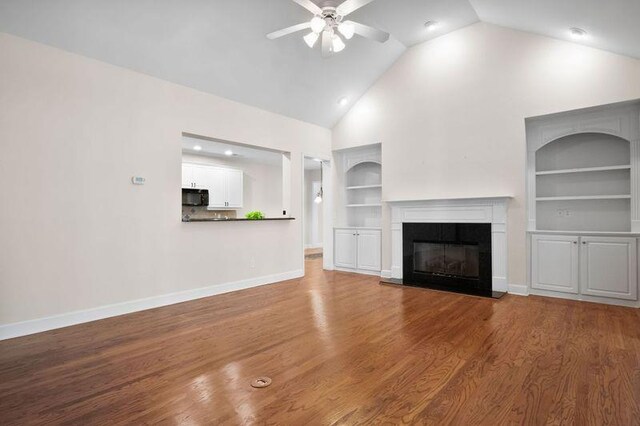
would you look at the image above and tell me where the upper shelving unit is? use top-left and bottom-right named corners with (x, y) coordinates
top-left (335, 145), bottom-right (382, 229)
top-left (526, 102), bottom-right (640, 233)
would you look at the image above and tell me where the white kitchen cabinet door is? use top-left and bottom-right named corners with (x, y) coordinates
top-left (531, 234), bottom-right (579, 294)
top-left (181, 163), bottom-right (195, 188)
top-left (226, 169), bottom-right (243, 208)
top-left (580, 237), bottom-right (637, 300)
top-left (206, 167), bottom-right (227, 208)
top-left (191, 165), bottom-right (211, 189)
top-left (334, 229), bottom-right (357, 269)
top-left (356, 229), bottom-right (381, 271)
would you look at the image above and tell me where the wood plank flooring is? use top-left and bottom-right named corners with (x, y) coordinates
top-left (1, 258), bottom-right (640, 425)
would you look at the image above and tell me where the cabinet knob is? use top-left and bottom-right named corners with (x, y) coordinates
top-left (573, 241), bottom-right (577, 244)
top-left (582, 241), bottom-right (586, 244)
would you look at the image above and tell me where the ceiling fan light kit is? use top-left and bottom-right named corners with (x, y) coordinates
top-left (267, 0), bottom-right (390, 57)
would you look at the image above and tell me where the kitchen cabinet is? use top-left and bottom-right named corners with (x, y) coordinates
top-left (182, 163), bottom-right (243, 209)
top-left (531, 233), bottom-right (638, 302)
top-left (334, 228), bottom-right (381, 273)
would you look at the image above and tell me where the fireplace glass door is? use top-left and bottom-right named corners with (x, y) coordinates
top-left (413, 242), bottom-right (479, 278)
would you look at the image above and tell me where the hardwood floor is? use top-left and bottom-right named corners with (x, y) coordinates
top-left (1, 258), bottom-right (640, 425)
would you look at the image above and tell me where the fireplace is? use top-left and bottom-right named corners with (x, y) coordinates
top-left (403, 223), bottom-right (493, 297)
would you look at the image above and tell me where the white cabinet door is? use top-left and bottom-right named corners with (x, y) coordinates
top-left (334, 229), bottom-right (357, 269)
top-left (226, 169), bottom-right (243, 208)
top-left (191, 165), bottom-right (210, 189)
top-left (205, 167), bottom-right (227, 208)
top-left (181, 163), bottom-right (195, 188)
top-left (356, 229), bottom-right (381, 271)
top-left (580, 237), bottom-right (637, 300)
top-left (531, 234), bottom-right (579, 294)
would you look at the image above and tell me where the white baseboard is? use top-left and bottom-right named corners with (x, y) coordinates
top-left (508, 283), bottom-right (529, 296)
top-left (334, 267), bottom-right (381, 277)
top-left (380, 270), bottom-right (392, 279)
top-left (304, 243), bottom-right (323, 249)
top-left (0, 269), bottom-right (303, 341)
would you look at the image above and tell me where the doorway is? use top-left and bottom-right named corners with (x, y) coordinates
top-left (304, 158), bottom-right (323, 259)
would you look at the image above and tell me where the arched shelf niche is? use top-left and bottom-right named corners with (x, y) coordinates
top-left (534, 132), bottom-right (631, 232)
top-left (345, 160), bottom-right (382, 227)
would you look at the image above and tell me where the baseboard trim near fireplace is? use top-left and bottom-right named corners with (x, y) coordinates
top-left (508, 283), bottom-right (529, 296)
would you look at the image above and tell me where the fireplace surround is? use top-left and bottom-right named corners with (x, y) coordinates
top-left (386, 197), bottom-right (510, 297)
top-left (403, 223), bottom-right (493, 296)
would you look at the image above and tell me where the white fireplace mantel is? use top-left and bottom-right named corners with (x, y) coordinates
top-left (387, 196), bottom-right (511, 293)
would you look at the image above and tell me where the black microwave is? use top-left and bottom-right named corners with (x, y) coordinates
top-left (182, 188), bottom-right (209, 206)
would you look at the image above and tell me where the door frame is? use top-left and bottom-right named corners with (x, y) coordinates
top-left (302, 154), bottom-right (333, 275)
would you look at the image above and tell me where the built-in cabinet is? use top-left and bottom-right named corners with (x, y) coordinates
top-left (182, 163), bottom-right (243, 209)
top-left (333, 144), bottom-right (382, 275)
top-left (527, 102), bottom-right (640, 306)
top-left (334, 228), bottom-right (381, 273)
top-left (531, 234), bottom-right (637, 301)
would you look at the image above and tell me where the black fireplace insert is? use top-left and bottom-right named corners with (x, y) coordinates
top-left (403, 223), bottom-right (493, 297)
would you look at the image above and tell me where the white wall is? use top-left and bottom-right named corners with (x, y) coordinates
top-left (0, 32), bottom-right (331, 329)
top-left (332, 23), bottom-right (640, 287)
top-left (182, 153), bottom-right (283, 218)
top-left (304, 168), bottom-right (323, 248)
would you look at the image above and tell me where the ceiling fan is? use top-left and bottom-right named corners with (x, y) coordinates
top-left (267, 0), bottom-right (390, 57)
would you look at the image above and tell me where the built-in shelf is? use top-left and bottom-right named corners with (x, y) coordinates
top-left (346, 203), bottom-right (383, 208)
top-left (536, 195), bottom-right (631, 201)
top-left (536, 165), bottom-right (631, 176)
top-left (346, 184), bottom-right (382, 190)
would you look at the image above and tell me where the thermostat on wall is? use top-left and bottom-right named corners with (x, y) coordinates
top-left (131, 176), bottom-right (146, 185)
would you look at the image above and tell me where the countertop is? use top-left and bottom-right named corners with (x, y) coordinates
top-left (183, 217), bottom-right (295, 223)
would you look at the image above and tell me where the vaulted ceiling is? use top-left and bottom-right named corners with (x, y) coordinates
top-left (0, 0), bottom-right (638, 128)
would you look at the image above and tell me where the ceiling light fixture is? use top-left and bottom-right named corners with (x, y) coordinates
top-left (338, 97), bottom-right (349, 106)
top-left (569, 27), bottom-right (587, 39)
top-left (224, 150), bottom-right (233, 156)
top-left (310, 16), bottom-right (326, 34)
top-left (267, 0), bottom-right (390, 58)
top-left (331, 33), bottom-right (346, 53)
top-left (314, 160), bottom-right (324, 204)
top-left (338, 22), bottom-right (355, 40)
top-left (193, 145), bottom-right (202, 151)
top-left (424, 21), bottom-right (439, 31)
top-left (304, 32), bottom-right (319, 48)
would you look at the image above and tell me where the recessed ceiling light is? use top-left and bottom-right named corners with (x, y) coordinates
top-left (224, 150), bottom-right (233, 156)
top-left (338, 97), bottom-right (349, 106)
top-left (193, 145), bottom-right (202, 151)
top-left (569, 27), bottom-right (587, 39)
top-left (424, 21), bottom-right (439, 31)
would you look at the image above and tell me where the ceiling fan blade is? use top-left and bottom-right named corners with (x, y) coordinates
top-left (336, 0), bottom-right (377, 16)
top-left (291, 0), bottom-right (323, 15)
top-left (267, 22), bottom-right (312, 39)
top-left (346, 20), bottom-right (389, 43)
top-left (321, 31), bottom-right (333, 58)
